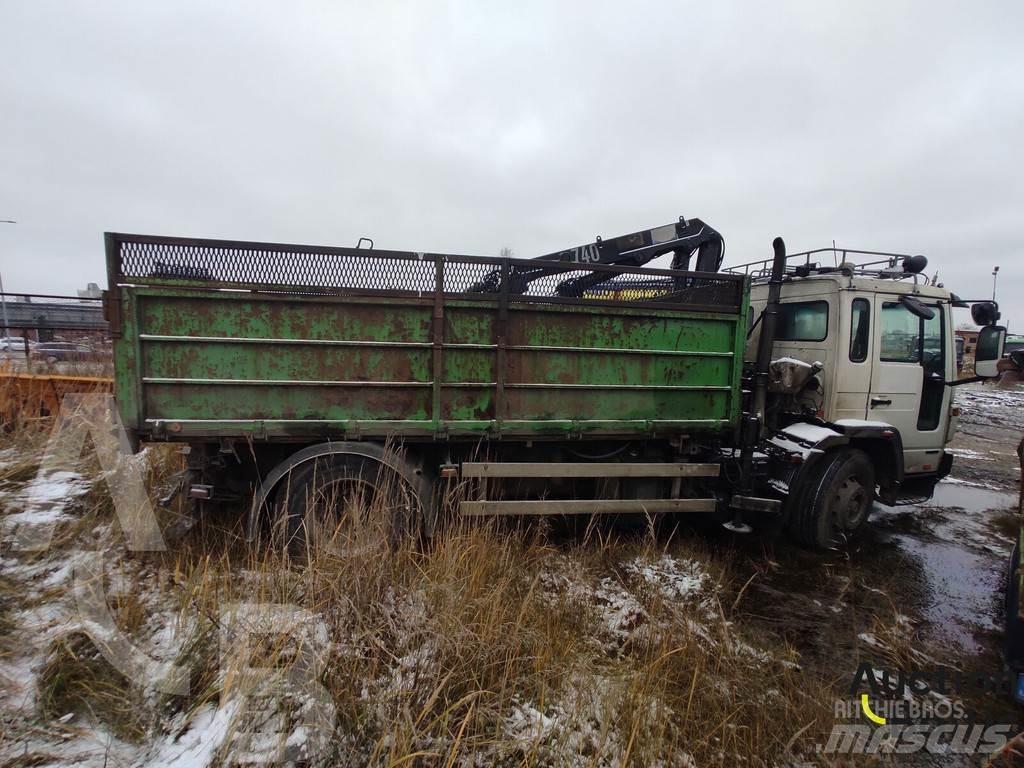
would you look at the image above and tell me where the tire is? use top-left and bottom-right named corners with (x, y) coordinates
top-left (271, 450), bottom-right (424, 559)
top-left (790, 448), bottom-right (875, 550)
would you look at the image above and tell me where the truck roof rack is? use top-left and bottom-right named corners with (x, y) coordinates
top-left (723, 247), bottom-right (931, 283)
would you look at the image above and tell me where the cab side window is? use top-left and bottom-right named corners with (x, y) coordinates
top-left (849, 298), bottom-right (870, 362)
top-left (880, 301), bottom-right (945, 370)
top-left (777, 301), bottom-right (828, 342)
top-left (880, 302), bottom-right (922, 362)
top-left (921, 308), bottom-right (945, 375)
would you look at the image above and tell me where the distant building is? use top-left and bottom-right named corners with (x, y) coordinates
top-left (77, 282), bottom-right (102, 299)
top-left (956, 329), bottom-right (979, 356)
top-left (955, 328), bottom-right (979, 373)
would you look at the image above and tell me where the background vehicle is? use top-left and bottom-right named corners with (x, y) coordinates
top-left (1005, 335), bottom-right (1024, 356)
top-left (103, 223), bottom-right (1006, 550)
top-left (0, 336), bottom-right (34, 354)
top-left (31, 341), bottom-right (96, 363)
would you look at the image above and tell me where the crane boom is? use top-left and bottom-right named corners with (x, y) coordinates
top-left (469, 217), bottom-right (724, 295)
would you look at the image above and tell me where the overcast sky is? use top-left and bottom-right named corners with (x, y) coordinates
top-left (1, 1), bottom-right (1021, 328)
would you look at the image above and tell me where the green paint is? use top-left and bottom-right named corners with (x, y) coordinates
top-left (115, 283), bottom-right (750, 439)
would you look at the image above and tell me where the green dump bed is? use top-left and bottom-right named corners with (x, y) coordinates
top-left (105, 233), bottom-right (749, 442)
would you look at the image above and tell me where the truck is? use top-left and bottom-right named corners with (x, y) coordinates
top-left (102, 220), bottom-right (1007, 552)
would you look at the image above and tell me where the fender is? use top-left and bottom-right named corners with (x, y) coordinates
top-left (764, 423), bottom-right (848, 506)
top-left (246, 441), bottom-right (432, 541)
top-left (764, 420), bottom-right (904, 508)
top-left (829, 419), bottom-right (905, 502)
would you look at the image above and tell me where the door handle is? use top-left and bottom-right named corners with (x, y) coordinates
top-left (870, 397), bottom-right (892, 407)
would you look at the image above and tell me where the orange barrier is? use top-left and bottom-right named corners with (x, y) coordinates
top-left (0, 369), bottom-right (112, 428)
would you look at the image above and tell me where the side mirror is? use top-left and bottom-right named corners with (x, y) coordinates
top-left (899, 294), bottom-right (935, 320)
top-left (971, 301), bottom-right (1001, 326)
top-left (975, 325), bottom-right (1006, 378)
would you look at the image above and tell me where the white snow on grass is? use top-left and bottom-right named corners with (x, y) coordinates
top-left (0, 447), bottom-right (20, 478)
top-left (539, 552), bottom-right (735, 655)
top-left (592, 576), bottom-right (648, 647)
top-left (624, 553), bottom-right (715, 618)
top-left (500, 672), bottom-right (698, 768)
top-left (1, 468), bottom-right (89, 542)
top-left (505, 699), bottom-right (557, 744)
top-left (143, 699), bottom-right (242, 768)
top-left (501, 673), bottom-right (625, 767)
top-left (858, 631), bottom-right (882, 649)
top-left (0, 723), bottom-right (142, 768)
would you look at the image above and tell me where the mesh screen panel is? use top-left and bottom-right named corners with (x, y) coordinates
top-left (110, 235), bottom-right (744, 311)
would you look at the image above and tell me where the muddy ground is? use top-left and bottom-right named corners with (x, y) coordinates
top-left (736, 382), bottom-right (1024, 762)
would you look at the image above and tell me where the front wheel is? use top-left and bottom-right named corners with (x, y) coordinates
top-left (789, 448), bottom-right (875, 550)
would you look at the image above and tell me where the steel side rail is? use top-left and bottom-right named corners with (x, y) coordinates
top-left (461, 462), bottom-right (721, 478)
top-left (459, 498), bottom-right (717, 516)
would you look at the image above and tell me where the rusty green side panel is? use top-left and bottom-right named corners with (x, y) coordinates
top-left (113, 284), bottom-right (750, 441)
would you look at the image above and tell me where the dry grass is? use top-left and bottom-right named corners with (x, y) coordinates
top-left (0, 573), bottom-right (15, 656)
top-left (0, 419), bottom-right (861, 767)
top-left (142, 509), bottom-right (842, 766)
top-left (36, 633), bottom-right (151, 742)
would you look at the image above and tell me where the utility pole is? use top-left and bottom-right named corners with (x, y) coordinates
top-left (992, 265), bottom-right (1000, 302)
top-left (0, 220), bottom-right (14, 338)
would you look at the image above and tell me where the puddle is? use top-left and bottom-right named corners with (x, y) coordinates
top-left (871, 481), bottom-right (1016, 654)
top-left (736, 478), bottom-right (1017, 663)
top-left (873, 481), bottom-right (1016, 552)
top-left (927, 481), bottom-right (1016, 513)
top-left (894, 535), bottom-right (1002, 654)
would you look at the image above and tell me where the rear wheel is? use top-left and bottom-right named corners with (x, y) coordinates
top-left (790, 448), bottom-right (875, 550)
top-left (272, 449), bottom-right (425, 559)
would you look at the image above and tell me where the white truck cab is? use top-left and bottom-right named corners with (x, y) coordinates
top-left (749, 273), bottom-right (957, 477)
top-left (731, 247), bottom-right (1005, 548)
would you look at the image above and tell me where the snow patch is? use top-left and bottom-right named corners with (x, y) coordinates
top-left (2, 469), bottom-right (89, 535)
top-left (781, 422), bottom-right (841, 443)
top-left (946, 448), bottom-right (994, 461)
top-left (832, 418), bottom-right (894, 429)
top-left (144, 699), bottom-right (242, 768)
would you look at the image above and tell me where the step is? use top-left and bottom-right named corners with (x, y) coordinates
top-left (459, 498), bottom-right (718, 516)
top-left (460, 462), bottom-right (721, 479)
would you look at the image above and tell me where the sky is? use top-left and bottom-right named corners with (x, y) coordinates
top-left (1, 1), bottom-right (1021, 328)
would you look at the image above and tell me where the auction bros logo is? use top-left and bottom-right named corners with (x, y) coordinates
top-left (819, 661), bottom-right (1019, 756)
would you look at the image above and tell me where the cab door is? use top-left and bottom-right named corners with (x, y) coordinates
top-left (868, 297), bottom-right (951, 474)
top-left (830, 294), bottom-right (874, 421)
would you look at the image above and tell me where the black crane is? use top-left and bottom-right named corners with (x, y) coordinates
top-left (469, 217), bottom-right (724, 296)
